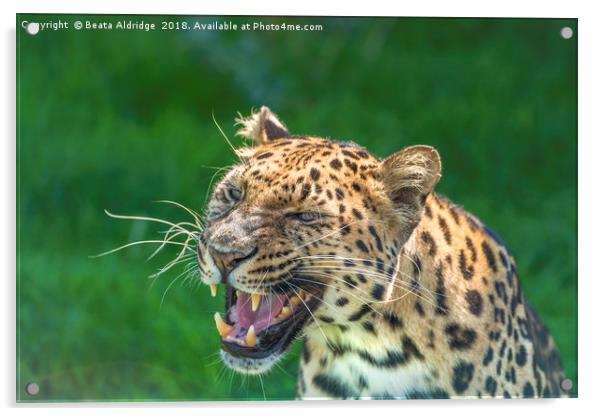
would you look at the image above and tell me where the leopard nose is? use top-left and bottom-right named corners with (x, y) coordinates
top-left (208, 246), bottom-right (258, 278)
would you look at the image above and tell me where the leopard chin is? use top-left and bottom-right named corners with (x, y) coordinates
top-left (219, 349), bottom-right (283, 375)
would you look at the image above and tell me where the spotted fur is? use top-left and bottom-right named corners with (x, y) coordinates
top-left (198, 107), bottom-right (566, 399)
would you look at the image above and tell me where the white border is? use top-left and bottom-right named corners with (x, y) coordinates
top-left (5, 0), bottom-right (582, 17)
top-left (3, 1), bottom-right (600, 415)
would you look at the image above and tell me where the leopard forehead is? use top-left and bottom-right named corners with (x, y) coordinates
top-left (237, 136), bottom-right (381, 204)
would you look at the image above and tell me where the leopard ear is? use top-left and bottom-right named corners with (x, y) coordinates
top-left (378, 145), bottom-right (441, 223)
top-left (235, 106), bottom-right (290, 145)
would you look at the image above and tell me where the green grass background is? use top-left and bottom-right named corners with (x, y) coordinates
top-left (16, 15), bottom-right (577, 401)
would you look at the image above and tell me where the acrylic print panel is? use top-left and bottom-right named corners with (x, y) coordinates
top-left (16, 14), bottom-right (577, 401)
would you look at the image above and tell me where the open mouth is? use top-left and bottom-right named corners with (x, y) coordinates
top-left (214, 286), bottom-right (318, 359)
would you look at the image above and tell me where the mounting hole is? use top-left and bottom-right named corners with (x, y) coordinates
top-left (25, 22), bottom-right (40, 36)
top-left (25, 383), bottom-right (39, 396)
top-left (560, 378), bottom-right (573, 392)
top-left (560, 26), bottom-right (573, 39)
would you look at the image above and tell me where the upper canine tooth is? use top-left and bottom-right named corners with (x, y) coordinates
top-left (298, 290), bottom-right (305, 299)
top-left (290, 296), bottom-right (301, 306)
top-left (210, 284), bottom-right (217, 297)
top-left (251, 293), bottom-right (261, 311)
top-left (246, 325), bottom-right (257, 347)
top-left (214, 312), bottom-right (233, 337)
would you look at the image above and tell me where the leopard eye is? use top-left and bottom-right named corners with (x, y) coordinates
top-left (288, 212), bottom-right (321, 223)
top-left (224, 186), bottom-right (243, 203)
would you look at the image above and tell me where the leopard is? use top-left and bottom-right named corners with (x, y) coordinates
top-left (196, 106), bottom-right (566, 399)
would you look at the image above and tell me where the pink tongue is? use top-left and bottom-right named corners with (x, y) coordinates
top-left (235, 292), bottom-right (286, 332)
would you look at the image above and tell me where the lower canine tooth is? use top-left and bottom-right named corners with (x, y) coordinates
top-left (214, 312), bottom-right (233, 337)
top-left (246, 325), bottom-right (257, 347)
top-left (251, 293), bottom-right (261, 311)
top-left (210, 284), bottom-right (217, 297)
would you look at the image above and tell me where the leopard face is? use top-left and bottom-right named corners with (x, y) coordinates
top-left (197, 107), bottom-right (441, 374)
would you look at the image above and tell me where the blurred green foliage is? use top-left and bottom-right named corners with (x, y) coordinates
top-left (17, 15), bottom-right (577, 401)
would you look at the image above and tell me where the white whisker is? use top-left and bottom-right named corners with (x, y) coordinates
top-left (147, 229), bottom-right (192, 261)
top-left (291, 275), bottom-right (382, 317)
top-left (284, 277), bottom-right (335, 352)
top-left (104, 209), bottom-right (197, 234)
top-left (154, 199), bottom-right (204, 229)
top-left (212, 110), bottom-right (239, 157)
top-left (90, 240), bottom-right (190, 258)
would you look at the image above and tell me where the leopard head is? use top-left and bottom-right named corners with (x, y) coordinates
top-left (197, 107), bottom-right (441, 374)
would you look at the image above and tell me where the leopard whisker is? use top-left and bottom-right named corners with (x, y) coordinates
top-left (295, 264), bottom-right (438, 304)
top-left (258, 373), bottom-right (267, 401)
top-left (90, 240), bottom-right (191, 258)
top-left (205, 352), bottom-right (227, 369)
top-left (284, 276), bottom-right (335, 352)
top-left (147, 229), bottom-right (193, 261)
top-left (273, 360), bottom-right (295, 379)
top-left (289, 218), bottom-right (388, 252)
top-left (154, 199), bottom-right (205, 229)
top-left (400, 253), bottom-right (423, 282)
top-left (299, 263), bottom-right (428, 290)
top-left (149, 234), bottom-right (196, 279)
top-left (286, 280), bottom-right (378, 331)
top-left (297, 268), bottom-right (437, 309)
top-left (212, 110), bottom-right (242, 161)
top-left (148, 253), bottom-right (196, 284)
top-left (294, 256), bottom-right (435, 298)
top-left (296, 264), bottom-right (419, 290)
top-left (373, 283), bottom-right (442, 310)
top-left (303, 260), bottom-right (466, 307)
top-left (204, 164), bottom-right (236, 204)
top-left (214, 362), bottom-right (230, 385)
top-left (292, 275), bottom-right (382, 317)
top-left (103, 209), bottom-right (198, 234)
top-left (295, 256), bottom-right (422, 290)
top-left (158, 257), bottom-right (201, 305)
top-left (295, 267), bottom-right (441, 312)
top-left (293, 271), bottom-right (375, 301)
top-left (294, 255), bottom-right (415, 274)
top-left (159, 266), bottom-right (189, 308)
